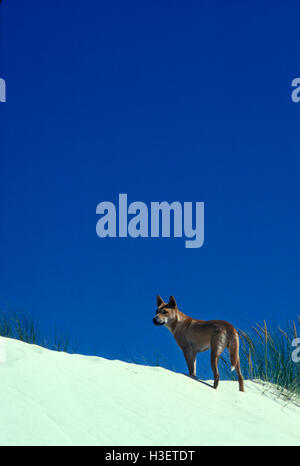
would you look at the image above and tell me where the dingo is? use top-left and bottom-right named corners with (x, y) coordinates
top-left (153, 295), bottom-right (244, 391)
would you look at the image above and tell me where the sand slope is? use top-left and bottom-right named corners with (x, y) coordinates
top-left (0, 337), bottom-right (299, 446)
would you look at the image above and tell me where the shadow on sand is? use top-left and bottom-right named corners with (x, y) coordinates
top-left (181, 374), bottom-right (215, 389)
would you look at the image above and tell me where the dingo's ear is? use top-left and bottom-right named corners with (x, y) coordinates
top-left (168, 296), bottom-right (177, 308)
top-left (157, 295), bottom-right (164, 307)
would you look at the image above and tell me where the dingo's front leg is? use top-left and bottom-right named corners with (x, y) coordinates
top-left (183, 347), bottom-right (197, 377)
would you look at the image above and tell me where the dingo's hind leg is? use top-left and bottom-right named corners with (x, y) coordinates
top-left (210, 331), bottom-right (227, 389)
top-left (210, 351), bottom-right (220, 389)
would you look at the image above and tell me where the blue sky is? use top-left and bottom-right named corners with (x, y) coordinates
top-left (1, 1), bottom-right (300, 374)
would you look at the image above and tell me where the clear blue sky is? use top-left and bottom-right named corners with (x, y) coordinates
top-left (1, 1), bottom-right (300, 374)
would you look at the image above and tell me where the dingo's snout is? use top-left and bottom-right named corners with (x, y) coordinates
top-left (153, 315), bottom-right (165, 326)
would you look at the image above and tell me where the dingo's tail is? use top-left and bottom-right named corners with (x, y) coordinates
top-left (228, 330), bottom-right (244, 391)
top-left (229, 330), bottom-right (239, 371)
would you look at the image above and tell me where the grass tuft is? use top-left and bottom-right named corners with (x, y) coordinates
top-left (220, 319), bottom-right (300, 404)
top-left (0, 308), bottom-right (72, 353)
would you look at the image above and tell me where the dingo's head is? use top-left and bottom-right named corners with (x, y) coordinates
top-left (153, 295), bottom-right (178, 327)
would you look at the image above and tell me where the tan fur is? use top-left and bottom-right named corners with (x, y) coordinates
top-left (153, 295), bottom-right (244, 392)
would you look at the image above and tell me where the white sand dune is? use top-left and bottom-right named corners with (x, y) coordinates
top-left (0, 337), bottom-right (299, 446)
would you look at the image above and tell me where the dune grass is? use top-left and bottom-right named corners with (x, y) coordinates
top-left (0, 308), bottom-right (72, 353)
top-left (220, 318), bottom-right (300, 403)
